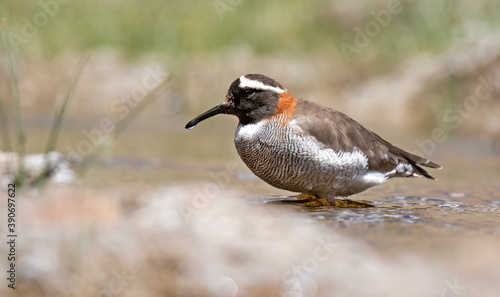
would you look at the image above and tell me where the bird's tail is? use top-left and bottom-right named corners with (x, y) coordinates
top-left (394, 147), bottom-right (442, 180)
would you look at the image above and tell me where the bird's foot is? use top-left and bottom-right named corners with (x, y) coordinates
top-left (294, 193), bottom-right (332, 206)
top-left (293, 193), bottom-right (374, 208)
top-left (334, 199), bottom-right (374, 208)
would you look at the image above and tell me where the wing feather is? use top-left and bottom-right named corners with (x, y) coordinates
top-left (293, 99), bottom-right (441, 179)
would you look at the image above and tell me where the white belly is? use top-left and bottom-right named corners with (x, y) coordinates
top-left (234, 119), bottom-right (373, 197)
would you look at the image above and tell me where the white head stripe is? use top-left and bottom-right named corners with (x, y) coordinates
top-left (239, 76), bottom-right (286, 93)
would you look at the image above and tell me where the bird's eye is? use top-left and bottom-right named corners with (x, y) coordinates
top-left (244, 88), bottom-right (258, 95)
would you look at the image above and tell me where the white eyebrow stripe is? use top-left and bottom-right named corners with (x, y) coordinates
top-left (239, 75), bottom-right (286, 93)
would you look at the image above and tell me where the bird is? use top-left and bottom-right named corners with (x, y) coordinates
top-left (185, 74), bottom-right (441, 204)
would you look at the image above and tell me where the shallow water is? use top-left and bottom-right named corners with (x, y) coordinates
top-left (244, 171), bottom-right (499, 266)
top-left (77, 151), bottom-right (499, 261)
top-left (21, 123), bottom-right (500, 249)
top-left (7, 124), bottom-right (500, 296)
top-left (256, 193), bottom-right (500, 232)
top-left (81, 133), bottom-right (500, 231)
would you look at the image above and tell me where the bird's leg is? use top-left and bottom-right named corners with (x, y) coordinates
top-left (294, 193), bottom-right (334, 206)
top-left (334, 197), bottom-right (375, 208)
top-left (293, 193), bottom-right (374, 208)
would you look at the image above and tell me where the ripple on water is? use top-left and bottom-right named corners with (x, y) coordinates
top-left (487, 200), bottom-right (500, 206)
top-left (256, 194), bottom-right (500, 232)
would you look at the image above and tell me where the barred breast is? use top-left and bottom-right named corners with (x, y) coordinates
top-left (234, 116), bottom-right (370, 197)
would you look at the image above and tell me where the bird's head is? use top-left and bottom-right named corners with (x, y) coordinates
top-left (185, 74), bottom-right (287, 129)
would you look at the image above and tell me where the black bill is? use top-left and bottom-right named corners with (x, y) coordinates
top-left (185, 103), bottom-right (228, 130)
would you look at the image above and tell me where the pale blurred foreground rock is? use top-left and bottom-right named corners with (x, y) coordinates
top-left (0, 184), bottom-right (498, 297)
top-left (0, 151), bottom-right (76, 187)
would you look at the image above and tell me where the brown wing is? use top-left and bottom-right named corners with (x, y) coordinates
top-left (293, 99), bottom-right (441, 179)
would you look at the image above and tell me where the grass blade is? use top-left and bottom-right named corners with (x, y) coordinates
top-left (0, 94), bottom-right (12, 152)
top-left (0, 20), bottom-right (12, 151)
top-left (29, 54), bottom-right (90, 187)
top-left (1, 23), bottom-right (26, 185)
top-left (77, 76), bottom-right (171, 173)
top-left (45, 53), bottom-right (90, 153)
top-left (2, 28), bottom-right (24, 154)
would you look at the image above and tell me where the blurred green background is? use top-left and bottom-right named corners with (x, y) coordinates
top-left (2, 0), bottom-right (499, 62)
